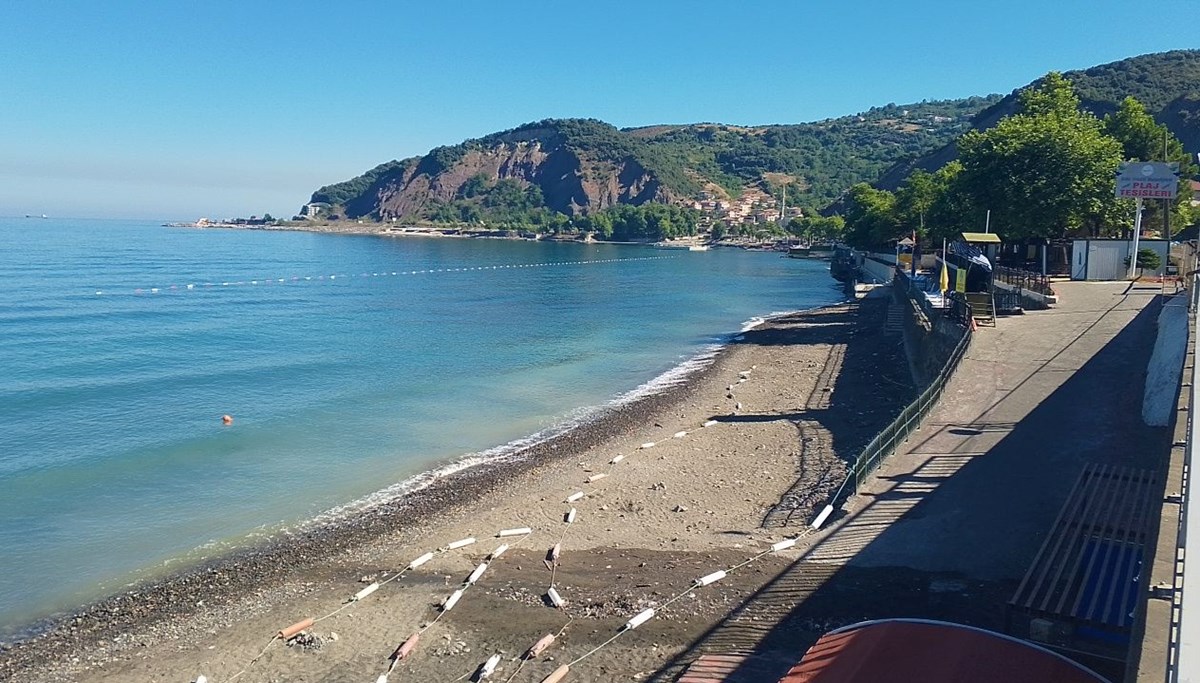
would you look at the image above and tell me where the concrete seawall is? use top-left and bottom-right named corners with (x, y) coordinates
top-left (1142, 292), bottom-right (1189, 426)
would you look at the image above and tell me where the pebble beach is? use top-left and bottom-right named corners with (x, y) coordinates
top-left (1, 298), bottom-right (915, 683)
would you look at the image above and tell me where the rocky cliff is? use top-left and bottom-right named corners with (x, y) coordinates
top-left (313, 121), bottom-right (676, 220)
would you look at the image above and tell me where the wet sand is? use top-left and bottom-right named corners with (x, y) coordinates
top-left (1, 298), bottom-right (915, 683)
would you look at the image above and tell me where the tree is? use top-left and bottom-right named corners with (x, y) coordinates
top-left (895, 169), bottom-right (937, 235)
top-left (921, 161), bottom-right (976, 242)
top-left (956, 72), bottom-right (1127, 240)
top-left (1125, 247), bottom-right (1162, 278)
top-left (842, 183), bottom-right (901, 248)
top-left (1104, 96), bottom-right (1199, 233)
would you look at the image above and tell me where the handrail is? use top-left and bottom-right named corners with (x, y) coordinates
top-left (827, 278), bottom-right (973, 507)
top-left (995, 264), bottom-right (1054, 297)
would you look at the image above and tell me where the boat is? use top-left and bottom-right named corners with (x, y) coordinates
top-left (655, 242), bottom-right (709, 251)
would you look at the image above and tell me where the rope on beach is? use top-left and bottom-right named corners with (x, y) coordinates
top-left (209, 404), bottom-right (732, 683)
top-left (222, 635), bottom-right (279, 683)
top-left (375, 531), bottom-right (534, 682)
top-left (207, 536), bottom-right (489, 683)
top-left (105, 255), bottom-right (680, 297)
top-left (541, 530), bottom-right (814, 681)
top-left (500, 619), bottom-right (574, 683)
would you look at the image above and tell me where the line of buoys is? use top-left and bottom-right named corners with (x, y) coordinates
top-left (547, 586), bottom-right (565, 609)
top-left (565, 491), bottom-right (585, 503)
top-left (113, 256), bottom-right (680, 297)
top-left (488, 543), bottom-right (509, 560)
top-left (586, 473), bottom-right (607, 483)
top-left (497, 527), bottom-right (532, 537)
top-left (564, 508), bottom-right (576, 524)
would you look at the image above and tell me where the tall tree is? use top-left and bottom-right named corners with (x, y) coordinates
top-left (956, 72), bottom-right (1127, 239)
top-left (843, 183), bottom-right (900, 248)
top-left (1104, 96), bottom-right (1198, 231)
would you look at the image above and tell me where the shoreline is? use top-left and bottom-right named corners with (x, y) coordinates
top-left (0, 309), bottom-right (762, 658)
top-left (2, 298), bottom-right (914, 683)
top-left (164, 220), bottom-right (781, 251)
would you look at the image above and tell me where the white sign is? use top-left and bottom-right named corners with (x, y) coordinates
top-left (1115, 161), bottom-right (1180, 199)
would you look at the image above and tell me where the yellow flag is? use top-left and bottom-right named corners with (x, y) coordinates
top-left (939, 259), bottom-right (949, 293)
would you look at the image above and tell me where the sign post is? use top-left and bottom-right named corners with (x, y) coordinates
top-left (1116, 162), bottom-right (1179, 279)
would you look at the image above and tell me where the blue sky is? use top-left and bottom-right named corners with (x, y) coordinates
top-left (0, 1), bottom-right (1195, 220)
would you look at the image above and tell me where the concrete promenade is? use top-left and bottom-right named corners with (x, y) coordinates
top-left (653, 280), bottom-right (1174, 682)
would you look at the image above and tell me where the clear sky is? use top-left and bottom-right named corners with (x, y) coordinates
top-left (1, 0), bottom-right (1195, 221)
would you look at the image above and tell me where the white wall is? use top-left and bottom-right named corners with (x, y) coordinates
top-left (1071, 239), bottom-right (1169, 280)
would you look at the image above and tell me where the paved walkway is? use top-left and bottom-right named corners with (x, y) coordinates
top-left (653, 280), bottom-right (1172, 682)
top-left (808, 280), bottom-right (1166, 580)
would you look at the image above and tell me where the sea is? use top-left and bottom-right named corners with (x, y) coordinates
top-left (0, 217), bottom-right (843, 640)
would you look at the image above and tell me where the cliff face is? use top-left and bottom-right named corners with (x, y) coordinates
top-left (322, 126), bottom-right (674, 219)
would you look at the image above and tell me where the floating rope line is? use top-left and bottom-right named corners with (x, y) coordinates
top-left (99, 256), bottom-right (678, 296)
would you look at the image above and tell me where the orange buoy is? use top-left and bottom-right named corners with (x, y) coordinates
top-left (392, 632), bottom-right (420, 660)
top-left (221, 414), bottom-right (233, 425)
top-left (278, 617), bottom-right (314, 640)
top-left (528, 633), bottom-right (556, 658)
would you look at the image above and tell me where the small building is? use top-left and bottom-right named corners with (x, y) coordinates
top-left (1070, 238), bottom-right (1168, 280)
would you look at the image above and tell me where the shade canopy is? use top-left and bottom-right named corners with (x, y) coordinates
top-left (961, 232), bottom-right (1001, 243)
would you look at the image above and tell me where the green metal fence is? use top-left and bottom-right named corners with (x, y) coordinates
top-left (848, 291), bottom-right (973, 495)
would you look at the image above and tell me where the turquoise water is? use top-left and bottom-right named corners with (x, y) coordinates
top-left (0, 218), bottom-right (841, 638)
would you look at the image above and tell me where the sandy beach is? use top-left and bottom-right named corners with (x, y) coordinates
top-left (1, 297), bottom-right (915, 683)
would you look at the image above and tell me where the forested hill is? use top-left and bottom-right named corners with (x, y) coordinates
top-left (307, 97), bottom-right (1000, 223)
top-left (874, 50), bottom-right (1200, 190)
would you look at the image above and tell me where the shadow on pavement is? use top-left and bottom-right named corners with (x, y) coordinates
top-left (648, 295), bottom-right (1171, 683)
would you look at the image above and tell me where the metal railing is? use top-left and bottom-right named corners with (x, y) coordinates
top-left (893, 269), bottom-right (972, 327)
top-left (994, 264), bottom-right (1054, 297)
top-left (845, 288), bottom-right (973, 497)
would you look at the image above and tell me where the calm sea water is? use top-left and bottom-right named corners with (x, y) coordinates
top-left (0, 217), bottom-right (841, 638)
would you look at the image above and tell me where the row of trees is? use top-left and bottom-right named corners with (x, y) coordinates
top-left (576, 203), bottom-right (699, 241)
top-left (839, 73), bottom-right (1198, 250)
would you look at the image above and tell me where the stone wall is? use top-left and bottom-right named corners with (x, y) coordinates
top-left (895, 284), bottom-right (969, 387)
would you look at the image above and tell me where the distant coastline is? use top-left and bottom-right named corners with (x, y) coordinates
top-left (162, 218), bottom-right (787, 250)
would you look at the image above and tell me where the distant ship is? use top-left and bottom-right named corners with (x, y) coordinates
top-left (24, 214), bottom-right (47, 219)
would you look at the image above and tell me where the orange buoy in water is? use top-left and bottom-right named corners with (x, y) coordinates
top-left (221, 415), bottom-right (233, 425)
